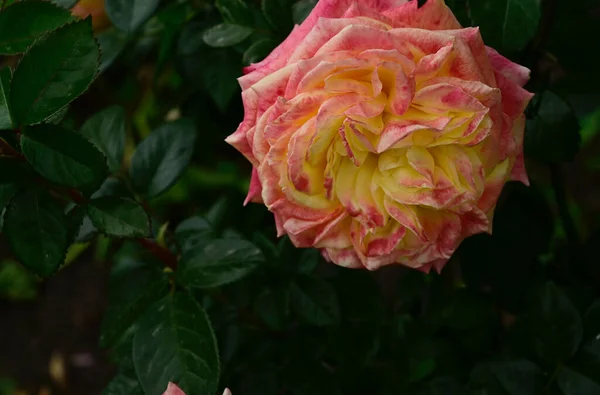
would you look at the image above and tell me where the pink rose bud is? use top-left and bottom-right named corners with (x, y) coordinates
top-left (163, 382), bottom-right (186, 395)
top-left (162, 382), bottom-right (232, 395)
top-left (226, 0), bottom-right (532, 272)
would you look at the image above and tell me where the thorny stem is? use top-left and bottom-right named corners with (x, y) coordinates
top-left (136, 238), bottom-right (178, 271)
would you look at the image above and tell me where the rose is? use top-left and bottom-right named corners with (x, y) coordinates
top-left (226, 0), bottom-right (532, 272)
top-left (163, 382), bottom-right (232, 395)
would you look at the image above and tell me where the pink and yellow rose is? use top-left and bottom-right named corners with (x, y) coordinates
top-left (226, 0), bottom-right (532, 272)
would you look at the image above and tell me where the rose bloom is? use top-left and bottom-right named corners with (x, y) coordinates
top-left (226, 0), bottom-right (532, 272)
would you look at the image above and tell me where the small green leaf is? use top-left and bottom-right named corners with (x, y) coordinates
top-left (0, 67), bottom-right (14, 129)
top-left (409, 358), bottom-right (436, 382)
top-left (87, 197), bottom-right (150, 238)
top-left (216, 0), bottom-right (252, 25)
top-left (102, 372), bottom-right (144, 395)
top-left (81, 105), bottom-right (126, 172)
top-left (526, 91), bottom-right (581, 163)
top-left (202, 23), bottom-right (253, 48)
top-left (129, 118), bottom-right (196, 198)
top-left (177, 239), bottom-right (263, 288)
top-left (10, 19), bottom-right (99, 125)
top-left (243, 39), bottom-right (276, 66)
top-left (468, 0), bottom-right (541, 51)
top-left (0, 259), bottom-right (38, 301)
top-left (4, 188), bottom-right (69, 276)
top-left (133, 292), bottom-right (220, 395)
top-left (0, 0), bottom-right (74, 54)
top-left (105, 0), bottom-right (160, 33)
top-left (100, 263), bottom-right (168, 348)
top-left (557, 366), bottom-right (600, 395)
top-left (262, 0), bottom-right (293, 33)
top-left (298, 248), bottom-right (320, 274)
top-left (254, 288), bottom-right (290, 330)
top-left (21, 124), bottom-right (108, 194)
top-left (175, 216), bottom-right (214, 252)
top-left (292, 0), bottom-right (317, 24)
top-left (290, 275), bottom-right (340, 326)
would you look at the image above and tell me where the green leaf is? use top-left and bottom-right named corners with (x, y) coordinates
top-left (557, 366), bottom-right (600, 395)
top-left (133, 292), bottom-right (220, 395)
top-left (0, 259), bottom-right (37, 301)
top-left (46, 103), bottom-right (69, 125)
top-left (21, 124), bottom-right (108, 194)
top-left (517, 282), bottom-right (583, 362)
top-left (97, 27), bottom-right (128, 73)
top-left (105, 0), bottom-right (160, 33)
top-left (292, 0), bottom-right (317, 24)
top-left (3, 188), bottom-right (69, 276)
top-left (490, 360), bottom-right (545, 395)
top-left (202, 23), bottom-right (253, 48)
top-left (177, 239), bottom-right (263, 288)
top-left (0, 67), bottom-right (14, 129)
top-left (262, 0), bottom-right (293, 33)
top-left (526, 91), bottom-right (581, 163)
top-left (87, 197), bottom-right (150, 238)
top-left (102, 372), bottom-right (144, 395)
top-left (10, 19), bottom-right (99, 125)
top-left (297, 248), bottom-right (320, 274)
top-left (254, 288), bottom-right (290, 330)
top-left (81, 106), bottom-right (126, 172)
top-left (468, 0), bottom-right (541, 51)
top-left (216, 0), bottom-right (252, 26)
top-left (175, 216), bottom-right (214, 252)
top-left (0, 0), bottom-right (74, 55)
top-left (206, 197), bottom-right (229, 228)
top-left (129, 118), bottom-right (196, 198)
top-left (51, 0), bottom-right (78, 9)
top-left (243, 39), bottom-right (276, 66)
top-left (100, 263), bottom-right (168, 348)
top-left (290, 275), bottom-right (340, 326)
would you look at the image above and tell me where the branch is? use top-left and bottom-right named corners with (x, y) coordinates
top-left (136, 238), bottom-right (178, 271)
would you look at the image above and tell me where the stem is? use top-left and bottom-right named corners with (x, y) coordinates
top-left (0, 138), bottom-right (24, 158)
top-left (66, 188), bottom-right (86, 204)
top-left (544, 362), bottom-right (562, 392)
top-left (550, 164), bottom-right (579, 245)
top-left (136, 238), bottom-right (178, 271)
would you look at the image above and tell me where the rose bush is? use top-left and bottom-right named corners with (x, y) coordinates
top-left (226, 0), bottom-right (532, 272)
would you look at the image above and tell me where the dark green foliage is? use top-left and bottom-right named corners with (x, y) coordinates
top-left (4, 188), bottom-right (69, 277)
top-left (0, 0), bottom-right (599, 394)
top-left (10, 19), bottom-right (99, 125)
top-left (0, 0), bottom-right (74, 54)
top-left (133, 292), bottom-right (220, 395)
